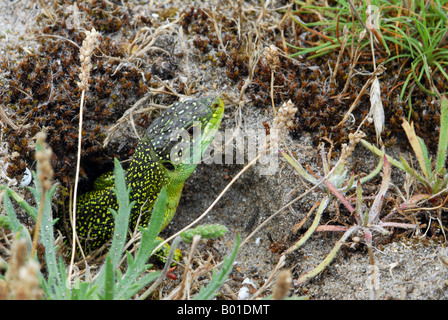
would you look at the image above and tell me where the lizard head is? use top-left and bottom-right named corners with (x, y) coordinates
top-left (145, 95), bottom-right (225, 181)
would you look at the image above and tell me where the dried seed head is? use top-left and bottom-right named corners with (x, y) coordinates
top-left (369, 76), bottom-right (384, 144)
top-left (269, 100), bottom-right (298, 148)
top-left (272, 99), bottom-right (298, 132)
top-left (340, 131), bottom-right (366, 165)
top-left (77, 28), bottom-right (100, 91)
top-left (273, 269), bottom-right (292, 300)
top-left (0, 238), bottom-right (42, 300)
top-left (265, 44), bottom-right (280, 70)
top-left (359, 29), bottom-right (367, 41)
top-left (36, 132), bottom-right (53, 192)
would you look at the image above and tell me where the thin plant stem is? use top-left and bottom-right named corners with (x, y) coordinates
top-left (271, 69), bottom-right (276, 117)
top-left (30, 192), bottom-right (46, 259)
top-left (68, 88), bottom-right (86, 283)
top-left (176, 234), bottom-right (201, 300)
top-left (295, 225), bottom-right (358, 285)
top-left (139, 236), bottom-right (183, 300)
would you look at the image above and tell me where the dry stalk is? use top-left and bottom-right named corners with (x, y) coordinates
top-left (250, 255), bottom-right (286, 299)
top-left (347, 0), bottom-right (367, 29)
top-left (331, 26), bottom-right (349, 84)
top-left (36, 34), bottom-right (80, 49)
top-left (366, 1), bottom-right (385, 145)
top-left (110, 15), bottom-right (183, 72)
top-left (341, 29), bottom-right (366, 95)
top-left (178, 25), bottom-right (190, 81)
top-left (30, 132), bottom-right (53, 259)
top-left (336, 64), bottom-right (386, 128)
top-left (162, 255), bottom-right (214, 300)
top-left (265, 44), bottom-right (280, 117)
top-left (35, 0), bottom-right (56, 24)
top-left (0, 105), bottom-right (19, 131)
top-left (69, 27), bottom-right (100, 281)
top-left (366, 250), bottom-right (380, 299)
top-left (238, 33), bottom-right (263, 103)
top-left (175, 235), bottom-right (201, 300)
top-left (203, 9), bottom-right (226, 53)
top-left (102, 93), bottom-right (168, 147)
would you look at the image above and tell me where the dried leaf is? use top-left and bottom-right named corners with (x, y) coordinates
top-left (401, 118), bottom-right (430, 180)
top-left (369, 156), bottom-right (390, 223)
top-left (370, 77), bottom-right (384, 144)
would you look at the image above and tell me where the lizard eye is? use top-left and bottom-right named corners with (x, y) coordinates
top-left (187, 125), bottom-right (194, 136)
top-left (162, 161), bottom-right (175, 172)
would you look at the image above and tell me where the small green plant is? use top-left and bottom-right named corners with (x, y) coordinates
top-left (1, 139), bottom-right (238, 300)
top-left (279, 135), bottom-right (383, 255)
top-left (180, 224), bottom-right (229, 243)
top-left (289, 0), bottom-right (383, 58)
top-left (361, 96), bottom-right (448, 196)
top-left (290, 0), bottom-right (448, 98)
top-left (382, 0), bottom-right (448, 97)
top-left (277, 135), bottom-right (417, 295)
top-left (293, 157), bottom-right (416, 298)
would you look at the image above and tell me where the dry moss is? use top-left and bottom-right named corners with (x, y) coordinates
top-left (1, 0), bottom-right (184, 189)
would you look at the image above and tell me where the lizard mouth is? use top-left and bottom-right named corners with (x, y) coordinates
top-left (189, 96), bottom-right (225, 165)
top-left (200, 96), bottom-right (225, 152)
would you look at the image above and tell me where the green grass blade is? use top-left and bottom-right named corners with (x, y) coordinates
top-left (436, 96), bottom-right (448, 173)
top-left (295, 225), bottom-right (358, 285)
top-left (3, 191), bottom-right (27, 234)
top-left (284, 196), bottom-right (329, 254)
top-left (2, 187), bottom-right (38, 221)
top-left (417, 136), bottom-right (433, 182)
top-left (360, 139), bottom-right (405, 171)
top-left (42, 188), bottom-right (66, 299)
top-left (107, 158), bottom-right (135, 268)
top-left (279, 150), bottom-right (319, 185)
top-left (134, 187), bottom-right (166, 267)
top-left (114, 187), bottom-right (166, 300)
top-left (102, 255), bottom-right (115, 300)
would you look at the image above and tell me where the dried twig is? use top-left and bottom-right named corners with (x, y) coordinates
top-left (176, 235), bottom-right (201, 300)
top-left (238, 33), bottom-right (263, 103)
top-left (336, 64), bottom-right (386, 128)
top-left (340, 29), bottom-right (366, 95)
top-left (69, 27), bottom-right (100, 282)
top-left (30, 132), bottom-right (53, 259)
top-left (331, 26), bottom-right (349, 84)
top-left (0, 105), bottom-right (19, 131)
top-left (102, 93), bottom-right (168, 147)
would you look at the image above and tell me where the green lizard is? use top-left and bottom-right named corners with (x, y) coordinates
top-left (73, 96), bottom-right (224, 253)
